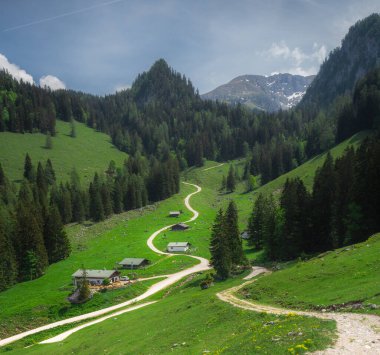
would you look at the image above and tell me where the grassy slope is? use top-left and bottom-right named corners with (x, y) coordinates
top-left (0, 132), bottom-right (369, 352)
top-left (0, 120), bottom-right (127, 184)
top-left (11, 274), bottom-right (335, 355)
top-left (240, 233), bottom-right (380, 315)
top-left (0, 185), bottom-right (198, 339)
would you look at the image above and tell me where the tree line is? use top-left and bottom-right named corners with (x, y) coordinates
top-left (4, 59), bottom-right (380, 187)
top-left (247, 134), bottom-right (380, 261)
top-left (0, 152), bottom-right (180, 291)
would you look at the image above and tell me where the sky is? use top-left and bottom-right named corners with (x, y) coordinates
top-left (0, 0), bottom-right (379, 95)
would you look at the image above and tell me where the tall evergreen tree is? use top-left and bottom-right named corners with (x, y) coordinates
top-left (311, 152), bottom-right (336, 252)
top-left (280, 178), bottom-right (311, 259)
top-left (89, 181), bottom-right (104, 221)
top-left (224, 201), bottom-right (247, 265)
top-left (210, 209), bottom-right (231, 280)
top-left (44, 204), bottom-right (71, 263)
top-left (248, 193), bottom-right (266, 249)
top-left (226, 165), bottom-right (236, 192)
top-left (23, 153), bottom-right (35, 182)
top-left (45, 159), bottom-right (56, 185)
top-left (15, 185), bottom-right (48, 280)
top-left (0, 206), bottom-right (17, 291)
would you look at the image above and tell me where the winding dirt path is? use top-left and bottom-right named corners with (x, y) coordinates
top-left (0, 182), bottom-right (210, 347)
top-left (217, 268), bottom-right (380, 355)
top-left (202, 163), bottom-right (224, 171)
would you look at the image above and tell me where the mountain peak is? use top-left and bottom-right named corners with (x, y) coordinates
top-left (201, 73), bottom-right (315, 111)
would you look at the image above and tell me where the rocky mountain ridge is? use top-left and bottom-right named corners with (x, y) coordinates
top-left (201, 73), bottom-right (315, 111)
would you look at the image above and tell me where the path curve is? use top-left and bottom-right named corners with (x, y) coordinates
top-left (0, 182), bottom-right (210, 347)
top-left (202, 163), bottom-right (224, 171)
top-left (217, 269), bottom-right (380, 355)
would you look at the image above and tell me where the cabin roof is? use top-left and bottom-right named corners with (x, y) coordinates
top-left (167, 242), bottom-right (190, 247)
top-left (118, 258), bottom-right (147, 266)
top-left (72, 269), bottom-right (118, 278)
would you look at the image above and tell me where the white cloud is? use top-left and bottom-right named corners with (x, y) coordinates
top-left (39, 75), bottom-right (66, 90)
top-left (287, 66), bottom-right (317, 76)
top-left (264, 41), bottom-right (326, 76)
top-left (312, 43), bottom-right (327, 63)
top-left (0, 53), bottom-right (34, 84)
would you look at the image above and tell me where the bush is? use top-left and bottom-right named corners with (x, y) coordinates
top-left (102, 278), bottom-right (110, 286)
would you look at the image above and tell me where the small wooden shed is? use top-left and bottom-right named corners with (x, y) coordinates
top-left (167, 242), bottom-right (190, 252)
top-left (72, 269), bottom-right (120, 287)
top-left (171, 223), bottom-right (189, 231)
top-left (118, 258), bottom-right (150, 269)
top-left (169, 211), bottom-right (181, 217)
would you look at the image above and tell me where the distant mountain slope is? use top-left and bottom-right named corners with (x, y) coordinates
top-left (201, 73), bottom-right (315, 111)
top-left (300, 13), bottom-right (380, 109)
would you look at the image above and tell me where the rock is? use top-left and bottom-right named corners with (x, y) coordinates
top-left (322, 309), bottom-right (327, 313)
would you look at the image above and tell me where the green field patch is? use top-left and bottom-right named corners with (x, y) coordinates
top-left (11, 274), bottom-right (335, 355)
top-left (239, 234), bottom-right (380, 315)
top-left (0, 120), bottom-right (127, 184)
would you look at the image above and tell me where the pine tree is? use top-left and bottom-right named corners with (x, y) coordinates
top-left (78, 267), bottom-right (91, 301)
top-left (89, 181), bottom-right (104, 221)
top-left (263, 195), bottom-right (283, 261)
top-left (101, 183), bottom-right (113, 217)
top-left (311, 152), bottom-right (336, 252)
top-left (226, 165), bottom-right (236, 192)
top-left (45, 132), bottom-right (53, 149)
top-left (280, 178), bottom-right (311, 259)
top-left (70, 119), bottom-right (76, 138)
top-left (220, 175), bottom-right (226, 192)
top-left (246, 174), bottom-right (257, 192)
top-left (15, 195), bottom-right (49, 280)
top-left (224, 201), bottom-right (247, 265)
top-left (209, 209), bottom-right (231, 280)
top-left (72, 192), bottom-right (85, 222)
top-left (0, 206), bottom-right (17, 291)
top-left (23, 153), bottom-right (35, 182)
top-left (45, 159), bottom-right (56, 185)
top-left (112, 180), bottom-right (123, 214)
top-left (0, 163), bottom-right (5, 187)
top-left (44, 204), bottom-right (71, 263)
top-left (248, 193), bottom-right (266, 249)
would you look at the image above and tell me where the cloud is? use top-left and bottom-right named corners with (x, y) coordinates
top-left (0, 53), bottom-right (34, 84)
top-left (266, 41), bottom-right (325, 65)
top-left (287, 66), bottom-right (317, 76)
top-left (264, 41), bottom-right (327, 76)
top-left (39, 75), bottom-right (66, 90)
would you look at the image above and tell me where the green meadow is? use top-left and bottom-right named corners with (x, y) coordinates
top-left (240, 233), bottom-right (380, 315)
top-left (7, 274), bottom-right (336, 355)
top-left (0, 120), bottom-right (127, 184)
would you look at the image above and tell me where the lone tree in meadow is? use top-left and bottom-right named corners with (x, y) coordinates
top-left (45, 132), bottom-right (53, 149)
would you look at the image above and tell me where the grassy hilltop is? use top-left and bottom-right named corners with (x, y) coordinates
top-left (0, 120), bottom-right (127, 184)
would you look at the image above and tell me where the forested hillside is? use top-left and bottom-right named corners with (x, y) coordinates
top-left (300, 13), bottom-right (380, 110)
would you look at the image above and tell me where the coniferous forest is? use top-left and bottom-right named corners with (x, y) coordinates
top-left (247, 134), bottom-right (380, 261)
top-left (0, 152), bottom-right (179, 291)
